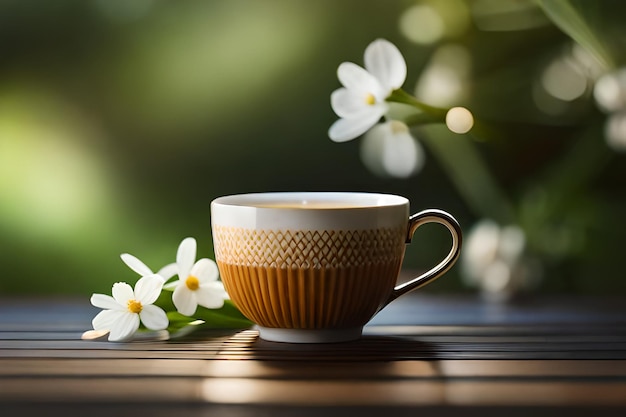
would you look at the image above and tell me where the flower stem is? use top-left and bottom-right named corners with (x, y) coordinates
top-left (387, 89), bottom-right (515, 222)
top-left (420, 124), bottom-right (517, 224)
top-left (402, 112), bottom-right (446, 126)
top-left (387, 89), bottom-right (449, 119)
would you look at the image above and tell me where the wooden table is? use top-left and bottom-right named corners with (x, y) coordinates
top-left (1, 293), bottom-right (626, 416)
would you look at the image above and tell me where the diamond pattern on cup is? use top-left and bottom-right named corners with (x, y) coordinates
top-left (213, 226), bottom-right (405, 268)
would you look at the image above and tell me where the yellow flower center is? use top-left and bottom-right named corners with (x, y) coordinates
top-left (127, 299), bottom-right (143, 314)
top-left (365, 93), bottom-right (376, 105)
top-left (186, 275), bottom-right (200, 291)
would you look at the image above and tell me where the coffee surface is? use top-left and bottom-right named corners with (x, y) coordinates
top-left (252, 201), bottom-right (365, 209)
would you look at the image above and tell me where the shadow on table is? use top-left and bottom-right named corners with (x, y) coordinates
top-left (201, 329), bottom-right (440, 361)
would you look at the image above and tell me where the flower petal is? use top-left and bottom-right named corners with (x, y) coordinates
top-left (139, 304), bottom-right (169, 330)
top-left (337, 62), bottom-right (382, 94)
top-left (157, 262), bottom-right (178, 280)
top-left (361, 121), bottom-right (424, 178)
top-left (331, 88), bottom-right (373, 118)
top-left (111, 282), bottom-right (134, 305)
top-left (191, 258), bottom-right (219, 283)
top-left (108, 312), bottom-right (140, 342)
top-left (177, 237), bottom-right (196, 279)
top-left (215, 281), bottom-right (230, 300)
top-left (120, 253), bottom-right (153, 276)
top-left (381, 123), bottom-right (423, 178)
top-left (134, 274), bottom-right (164, 305)
top-left (172, 284), bottom-right (197, 316)
top-left (364, 39), bottom-right (407, 92)
top-left (207, 281), bottom-right (229, 300)
top-left (90, 293), bottom-right (123, 310)
top-left (195, 285), bottom-right (225, 309)
top-left (92, 309), bottom-right (128, 332)
top-left (328, 108), bottom-right (386, 142)
top-left (81, 329), bottom-right (110, 340)
top-left (163, 280), bottom-right (179, 291)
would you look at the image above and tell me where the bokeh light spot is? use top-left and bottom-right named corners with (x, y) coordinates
top-left (415, 44), bottom-right (472, 107)
top-left (594, 70), bottom-right (626, 113)
top-left (0, 86), bottom-right (114, 240)
top-left (541, 59), bottom-right (587, 102)
top-left (446, 107), bottom-right (474, 134)
top-left (605, 112), bottom-right (626, 151)
top-left (399, 4), bottom-right (444, 45)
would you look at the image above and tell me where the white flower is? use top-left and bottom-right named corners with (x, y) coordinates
top-left (360, 120), bottom-right (424, 178)
top-left (120, 252), bottom-right (178, 282)
top-left (90, 275), bottom-right (168, 342)
top-left (329, 38), bottom-right (407, 142)
top-left (171, 237), bottom-right (227, 316)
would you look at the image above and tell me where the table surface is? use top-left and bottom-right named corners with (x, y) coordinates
top-left (2, 293), bottom-right (626, 416)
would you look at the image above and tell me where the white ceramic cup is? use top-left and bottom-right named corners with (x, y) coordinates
top-left (211, 192), bottom-right (462, 343)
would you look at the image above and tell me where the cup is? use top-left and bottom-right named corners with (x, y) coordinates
top-left (210, 192), bottom-right (462, 343)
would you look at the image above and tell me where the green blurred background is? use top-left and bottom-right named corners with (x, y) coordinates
top-left (1, 0), bottom-right (625, 296)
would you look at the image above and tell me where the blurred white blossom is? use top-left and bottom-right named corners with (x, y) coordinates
top-left (593, 68), bottom-right (626, 151)
top-left (360, 120), bottom-right (424, 178)
top-left (535, 43), bottom-right (604, 115)
top-left (461, 219), bottom-right (541, 301)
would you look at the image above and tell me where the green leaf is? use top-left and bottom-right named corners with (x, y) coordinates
top-left (166, 311), bottom-right (204, 332)
top-left (191, 300), bottom-right (253, 329)
top-left (155, 289), bottom-right (253, 334)
top-left (537, 0), bottom-right (614, 69)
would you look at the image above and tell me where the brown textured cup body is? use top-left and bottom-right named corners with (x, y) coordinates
top-left (213, 227), bottom-right (406, 330)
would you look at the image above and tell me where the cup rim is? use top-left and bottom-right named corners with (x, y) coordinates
top-left (211, 192), bottom-right (409, 209)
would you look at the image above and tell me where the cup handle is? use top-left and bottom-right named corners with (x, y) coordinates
top-left (385, 209), bottom-right (463, 305)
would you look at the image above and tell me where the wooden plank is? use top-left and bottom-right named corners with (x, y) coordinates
top-left (1, 403), bottom-right (625, 417)
top-left (1, 358), bottom-right (626, 379)
top-left (4, 330), bottom-right (626, 342)
top-left (3, 329), bottom-right (626, 360)
top-left (1, 377), bottom-right (625, 406)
